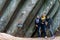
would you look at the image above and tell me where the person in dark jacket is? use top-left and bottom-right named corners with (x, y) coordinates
top-left (40, 13), bottom-right (47, 38)
top-left (35, 16), bottom-right (41, 37)
top-left (46, 16), bottom-right (55, 39)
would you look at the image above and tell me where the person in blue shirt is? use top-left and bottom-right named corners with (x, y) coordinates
top-left (35, 16), bottom-right (41, 37)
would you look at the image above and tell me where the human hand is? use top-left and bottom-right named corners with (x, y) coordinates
top-left (36, 25), bottom-right (38, 27)
top-left (45, 22), bottom-right (48, 25)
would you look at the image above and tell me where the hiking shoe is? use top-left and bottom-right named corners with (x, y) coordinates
top-left (51, 36), bottom-right (55, 39)
top-left (45, 36), bottom-right (47, 39)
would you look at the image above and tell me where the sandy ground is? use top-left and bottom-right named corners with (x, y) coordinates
top-left (0, 33), bottom-right (60, 40)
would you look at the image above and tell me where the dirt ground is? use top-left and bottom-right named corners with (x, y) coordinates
top-left (0, 33), bottom-right (60, 40)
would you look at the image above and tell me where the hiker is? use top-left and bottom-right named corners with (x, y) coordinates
top-left (35, 16), bottom-right (41, 37)
top-left (46, 15), bottom-right (55, 38)
top-left (40, 13), bottom-right (47, 38)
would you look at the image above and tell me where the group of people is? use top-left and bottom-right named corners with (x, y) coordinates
top-left (35, 13), bottom-right (55, 38)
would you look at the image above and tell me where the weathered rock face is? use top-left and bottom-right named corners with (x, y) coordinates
top-left (0, 0), bottom-right (6, 11)
top-left (25, 0), bottom-right (57, 37)
top-left (0, 0), bottom-right (60, 38)
top-left (0, 0), bottom-right (21, 32)
top-left (7, 0), bottom-right (41, 36)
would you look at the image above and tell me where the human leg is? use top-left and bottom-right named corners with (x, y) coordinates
top-left (38, 27), bottom-right (41, 37)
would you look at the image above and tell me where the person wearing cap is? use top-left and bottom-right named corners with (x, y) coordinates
top-left (40, 13), bottom-right (47, 38)
top-left (35, 16), bottom-right (41, 37)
